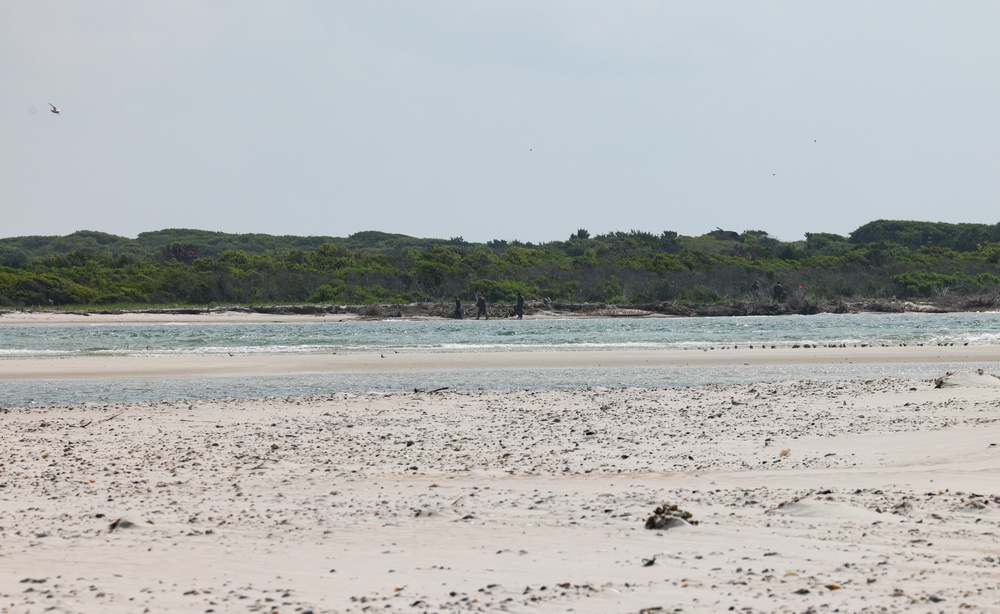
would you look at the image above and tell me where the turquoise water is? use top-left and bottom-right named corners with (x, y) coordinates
top-left (4, 311), bottom-right (1000, 358)
top-left (3, 311), bottom-right (1000, 407)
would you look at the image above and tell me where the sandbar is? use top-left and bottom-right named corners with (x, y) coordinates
top-left (2, 345), bottom-right (999, 381)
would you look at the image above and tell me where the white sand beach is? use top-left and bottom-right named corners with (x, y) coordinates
top-left (2, 349), bottom-right (1000, 612)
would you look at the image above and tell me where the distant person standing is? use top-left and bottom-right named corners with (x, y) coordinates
top-left (453, 296), bottom-right (462, 319)
top-left (515, 292), bottom-right (525, 319)
top-left (773, 283), bottom-right (786, 302)
top-left (475, 293), bottom-right (488, 320)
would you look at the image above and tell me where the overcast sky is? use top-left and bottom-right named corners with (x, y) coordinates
top-left (3, 2), bottom-right (999, 243)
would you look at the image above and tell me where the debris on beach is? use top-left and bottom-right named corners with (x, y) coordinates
top-left (644, 503), bottom-right (698, 530)
top-left (935, 370), bottom-right (1000, 388)
top-left (934, 372), bottom-right (955, 388)
top-left (108, 518), bottom-right (136, 532)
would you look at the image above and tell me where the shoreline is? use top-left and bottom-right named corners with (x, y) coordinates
top-left (2, 295), bottom-right (996, 325)
top-left (0, 309), bottom-right (360, 324)
top-left (3, 345), bottom-right (999, 381)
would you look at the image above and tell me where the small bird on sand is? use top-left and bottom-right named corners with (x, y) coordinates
top-left (49, 103), bottom-right (60, 114)
top-left (731, 397), bottom-right (745, 406)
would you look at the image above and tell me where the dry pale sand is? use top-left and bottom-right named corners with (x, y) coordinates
top-left (2, 356), bottom-right (1000, 613)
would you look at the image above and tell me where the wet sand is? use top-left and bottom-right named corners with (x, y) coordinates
top-left (2, 367), bottom-right (1000, 612)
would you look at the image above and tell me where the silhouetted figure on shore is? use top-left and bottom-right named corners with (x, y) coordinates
top-left (475, 293), bottom-right (488, 320)
top-left (773, 283), bottom-right (786, 302)
top-left (515, 292), bottom-right (525, 319)
top-left (453, 296), bottom-right (462, 319)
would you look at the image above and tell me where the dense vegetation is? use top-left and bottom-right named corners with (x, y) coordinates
top-left (2, 220), bottom-right (1000, 311)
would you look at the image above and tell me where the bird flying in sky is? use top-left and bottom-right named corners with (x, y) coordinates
top-left (49, 103), bottom-right (60, 114)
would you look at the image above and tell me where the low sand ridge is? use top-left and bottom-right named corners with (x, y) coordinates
top-left (3, 345), bottom-right (998, 382)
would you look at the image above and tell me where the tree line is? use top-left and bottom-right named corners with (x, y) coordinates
top-left (2, 220), bottom-right (1000, 309)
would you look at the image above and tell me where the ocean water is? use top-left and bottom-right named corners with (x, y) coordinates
top-left (5, 311), bottom-right (1000, 358)
top-left (3, 311), bottom-right (1000, 406)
